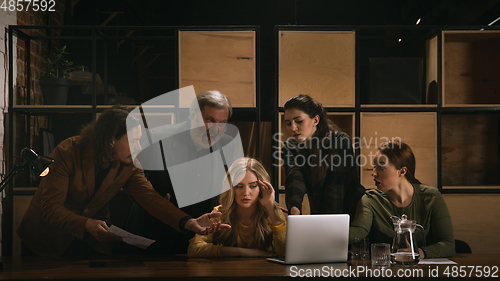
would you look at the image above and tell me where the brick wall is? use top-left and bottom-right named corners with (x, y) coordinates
top-left (1, 3), bottom-right (66, 256)
top-left (0, 10), bottom-right (17, 179)
top-left (0, 8), bottom-right (17, 256)
top-left (16, 1), bottom-right (65, 105)
top-left (14, 1), bottom-right (66, 186)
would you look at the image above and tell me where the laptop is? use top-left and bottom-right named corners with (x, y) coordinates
top-left (267, 214), bottom-right (349, 264)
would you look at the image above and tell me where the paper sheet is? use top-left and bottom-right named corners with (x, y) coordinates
top-left (418, 258), bottom-right (458, 265)
top-left (108, 225), bottom-right (155, 249)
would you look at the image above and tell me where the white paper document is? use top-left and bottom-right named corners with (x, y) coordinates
top-left (418, 258), bottom-right (458, 265)
top-left (108, 225), bottom-right (155, 249)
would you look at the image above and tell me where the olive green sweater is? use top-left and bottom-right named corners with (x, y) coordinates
top-left (349, 184), bottom-right (455, 259)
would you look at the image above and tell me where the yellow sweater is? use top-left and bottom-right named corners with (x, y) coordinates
top-left (188, 205), bottom-right (287, 257)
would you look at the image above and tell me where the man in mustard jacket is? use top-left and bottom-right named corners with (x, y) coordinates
top-left (18, 105), bottom-right (228, 257)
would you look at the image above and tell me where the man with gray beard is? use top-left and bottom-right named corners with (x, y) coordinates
top-left (124, 90), bottom-right (235, 254)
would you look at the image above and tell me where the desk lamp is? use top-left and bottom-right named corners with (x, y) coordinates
top-left (0, 147), bottom-right (54, 193)
top-left (0, 148), bottom-right (52, 268)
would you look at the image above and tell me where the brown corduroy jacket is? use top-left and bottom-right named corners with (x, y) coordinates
top-left (18, 136), bottom-right (188, 257)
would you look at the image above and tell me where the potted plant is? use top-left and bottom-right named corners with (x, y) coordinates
top-left (39, 46), bottom-right (74, 105)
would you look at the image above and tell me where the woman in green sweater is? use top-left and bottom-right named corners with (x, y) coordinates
top-left (349, 140), bottom-right (455, 259)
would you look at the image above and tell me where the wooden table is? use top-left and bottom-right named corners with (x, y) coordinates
top-left (0, 254), bottom-right (499, 280)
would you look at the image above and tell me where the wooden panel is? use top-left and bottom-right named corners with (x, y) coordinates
top-left (441, 114), bottom-right (500, 187)
top-left (229, 121), bottom-right (272, 172)
top-left (259, 122), bottom-right (273, 173)
top-left (279, 31), bottom-right (355, 107)
top-left (360, 113), bottom-right (437, 188)
top-left (443, 185), bottom-right (500, 189)
top-left (278, 113), bottom-right (355, 189)
top-left (361, 104), bottom-right (437, 108)
top-left (443, 31), bottom-right (500, 106)
top-left (231, 122), bottom-right (255, 157)
top-left (13, 195), bottom-right (34, 256)
top-left (179, 31), bottom-right (255, 107)
top-left (444, 194), bottom-right (500, 254)
top-left (279, 193), bottom-right (286, 209)
top-left (278, 194), bottom-right (311, 215)
top-left (426, 35), bottom-right (438, 104)
top-left (328, 113), bottom-right (354, 139)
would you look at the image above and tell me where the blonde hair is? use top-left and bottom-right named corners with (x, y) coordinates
top-left (213, 157), bottom-right (274, 251)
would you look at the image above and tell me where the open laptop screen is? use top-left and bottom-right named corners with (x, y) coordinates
top-left (269, 214), bottom-right (349, 265)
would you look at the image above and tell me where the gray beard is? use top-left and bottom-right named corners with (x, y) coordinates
top-left (190, 126), bottom-right (224, 150)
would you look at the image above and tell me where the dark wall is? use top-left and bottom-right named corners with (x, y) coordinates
top-left (66, 0), bottom-right (500, 120)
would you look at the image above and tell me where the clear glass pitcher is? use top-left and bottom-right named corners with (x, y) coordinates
top-left (390, 214), bottom-right (425, 266)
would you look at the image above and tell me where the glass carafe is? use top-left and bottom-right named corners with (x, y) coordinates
top-left (390, 214), bottom-right (425, 266)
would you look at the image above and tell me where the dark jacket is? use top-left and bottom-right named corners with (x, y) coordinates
top-left (281, 131), bottom-right (365, 219)
top-left (18, 136), bottom-right (188, 257)
top-left (125, 121), bottom-right (239, 253)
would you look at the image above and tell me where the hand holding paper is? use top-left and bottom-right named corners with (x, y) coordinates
top-left (108, 225), bottom-right (155, 249)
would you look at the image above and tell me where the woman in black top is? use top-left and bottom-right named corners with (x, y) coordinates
top-left (281, 95), bottom-right (365, 218)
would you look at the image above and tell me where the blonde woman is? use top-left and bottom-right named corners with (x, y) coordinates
top-left (188, 157), bottom-right (286, 257)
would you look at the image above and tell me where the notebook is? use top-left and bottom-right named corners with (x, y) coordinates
top-left (267, 214), bottom-right (349, 264)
